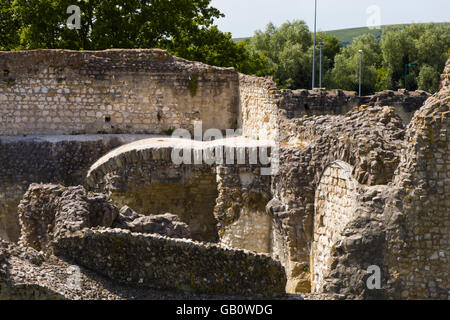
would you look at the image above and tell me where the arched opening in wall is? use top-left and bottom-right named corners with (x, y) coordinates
top-left (109, 165), bottom-right (220, 243)
top-left (311, 161), bottom-right (358, 293)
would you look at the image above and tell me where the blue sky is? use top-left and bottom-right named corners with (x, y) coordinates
top-left (211, 0), bottom-right (450, 38)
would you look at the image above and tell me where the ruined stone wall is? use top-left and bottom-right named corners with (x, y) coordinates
top-left (311, 161), bottom-right (358, 293)
top-left (269, 105), bottom-right (405, 293)
top-left (52, 228), bottom-right (286, 297)
top-left (0, 49), bottom-right (447, 299)
top-left (0, 49), bottom-right (239, 135)
top-left (87, 138), bottom-right (271, 248)
top-left (281, 89), bottom-right (357, 118)
top-left (238, 74), bottom-right (280, 141)
top-left (0, 49), bottom-right (428, 137)
top-left (277, 58), bottom-right (449, 299)
top-left (3, 184), bottom-right (287, 299)
top-left (215, 165), bottom-right (272, 254)
top-left (280, 89), bottom-right (430, 125)
top-left (86, 138), bottom-right (274, 244)
top-left (0, 135), bottom-right (151, 242)
top-left (387, 58), bottom-right (450, 299)
top-left (86, 142), bottom-right (219, 242)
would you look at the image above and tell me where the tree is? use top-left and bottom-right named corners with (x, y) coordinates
top-left (245, 20), bottom-right (342, 89)
top-left (1, 0), bottom-right (269, 76)
top-left (314, 32), bottom-right (343, 88)
top-left (235, 41), bottom-right (275, 77)
top-left (381, 23), bottom-right (450, 91)
top-left (330, 34), bottom-right (381, 94)
top-left (417, 64), bottom-right (440, 93)
top-left (0, 0), bottom-right (20, 49)
top-left (375, 67), bottom-right (392, 92)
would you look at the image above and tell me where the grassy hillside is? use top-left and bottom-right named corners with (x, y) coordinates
top-left (233, 22), bottom-right (450, 46)
top-left (325, 26), bottom-right (385, 45)
top-left (325, 22), bottom-right (449, 46)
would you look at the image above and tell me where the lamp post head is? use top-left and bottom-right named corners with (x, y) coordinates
top-left (358, 49), bottom-right (363, 54)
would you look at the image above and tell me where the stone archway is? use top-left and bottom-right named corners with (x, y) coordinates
top-left (311, 161), bottom-right (358, 293)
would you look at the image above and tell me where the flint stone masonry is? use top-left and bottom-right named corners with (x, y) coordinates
top-left (0, 49), bottom-right (239, 135)
top-left (113, 206), bottom-right (191, 239)
top-left (267, 58), bottom-right (449, 298)
top-left (0, 49), bottom-right (426, 139)
top-left (388, 60), bottom-right (450, 299)
top-left (219, 209), bottom-right (272, 254)
top-left (215, 164), bottom-right (272, 254)
top-left (13, 184), bottom-right (286, 298)
top-left (311, 161), bottom-right (358, 293)
top-left (18, 184), bottom-right (191, 252)
top-left (52, 228), bottom-right (287, 297)
top-left (239, 75), bottom-right (428, 143)
top-left (239, 74), bottom-right (280, 141)
top-left (280, 88), bottom-right (430, 124)
top-left (267, 103), bottom-right (405, 293)
top-left (2, 239), bottom-right (259, 300)
top-left (86, 137), bottom-right (274, 243)
top-left (18, 184), bottom-right (119, 252)
top-left (0, 134), bottom-right (153, 242)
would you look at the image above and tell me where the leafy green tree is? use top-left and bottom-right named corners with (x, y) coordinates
top-left (235, 41), bottom-right (275, 77)
top-left (381, 23), bottom-right (450, 91)
top-left (316, 32), bottom-right (342, 69)
top-left (314, 32), bottom-right (343, 88)
top-left (375, 67), bottom-right (392, 92)
top-left (9, 0), bottom-right (223, 50)
top-left (276, 43), bottom-right (312, 88)
top-left (12, 0), bottom-right (76, 49)
top-left (0, 0), bottom-right (20, 49)
top-left (246, 20), bottom-right (342, 89)
top-left (415, 24), bottom-right (450, 73)
top-left (417, 64), bottom-right (440, 93)
top-left (1, 0), bottom-right (270, 76)
top-left (330, 34), bottom-right (381, 94)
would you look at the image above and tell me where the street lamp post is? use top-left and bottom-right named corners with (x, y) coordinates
top-left (318, 42), bottom-right (325, 89)
top-left (312, 0), bottom-right (317, 90)
top-left (404, 62), bottom-right (417, 89)
top-left (358, 49), bottom-right (363, 97)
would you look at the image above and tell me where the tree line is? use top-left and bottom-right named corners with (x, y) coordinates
top-left (0, 0), bottom-right (270, 75)
top-left (245, 21), bottom-right (450, 94)
top-left (1, 1), bottom-right (449, 94)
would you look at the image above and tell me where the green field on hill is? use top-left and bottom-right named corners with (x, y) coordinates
top-left (234, 22), bottom-right (450, 45)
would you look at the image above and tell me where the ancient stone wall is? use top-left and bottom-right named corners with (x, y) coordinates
top-left (268, 105), bottom-right (405, 293)
top-left (311, 161), bottom-right (358, 293)
top-left (0, 49), bottom-right (239, 135)
top-left (280, 89), bottom-right (429, 124)
top-left (0, 135), bottom-right (150, 242)
top-left (0, 49), bottom-right (429, 138)
top-left (215, 164), bottom-right (272, 254)
top-left (238, 74), bottom-right (280, 141)
top-left (5, 184), bottom-right (286, 299)
top-left (86, 140), bottom-right (219, 242)
top-left (387, 58), bottom-right (450, 299)
top-left (273, 58), bottom-right (449, 298)
top-left (53, 228), bottom-right (286, 297)
top-left (86, 137), bottom-right (274, 243)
